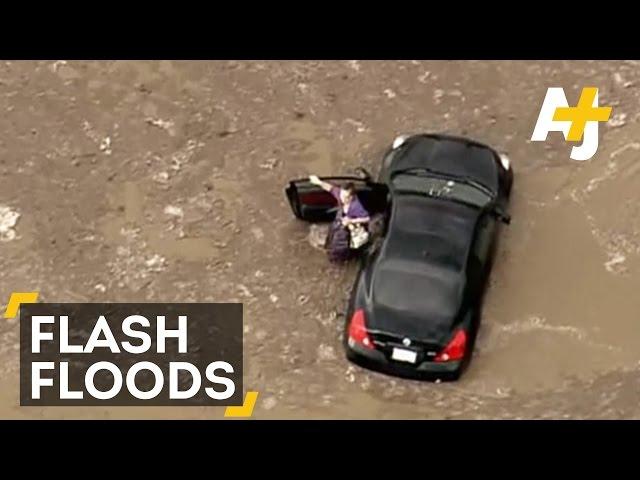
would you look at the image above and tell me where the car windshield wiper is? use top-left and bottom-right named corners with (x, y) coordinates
top-left (392, 167), bottom-right (441, 178)
top-left (394, 168), bottom-right (493, 195)
top-left (458, 176), bottom-right (494, 197)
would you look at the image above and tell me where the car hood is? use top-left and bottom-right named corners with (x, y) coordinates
top-left (387, 134), bottom-right (499, 192)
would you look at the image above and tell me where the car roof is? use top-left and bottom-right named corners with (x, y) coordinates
top-left (368, 194), bottom-right (481, 332)
top-left (388, 134), bottom-right (500, 191)
top-left (383, 194), bottom-right (480, 271)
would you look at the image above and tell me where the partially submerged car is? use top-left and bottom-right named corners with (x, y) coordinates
top-left (285, 133), bottom-right (513, 380)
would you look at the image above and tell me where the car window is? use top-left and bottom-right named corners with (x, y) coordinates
top-left (391, 173), bottom-right (493, 209)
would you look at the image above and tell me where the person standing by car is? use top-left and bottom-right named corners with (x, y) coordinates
top-left (308, 175), bottom-right (371, 262)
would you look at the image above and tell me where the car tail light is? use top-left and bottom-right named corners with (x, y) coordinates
top-left (348, 309), bottom-right (374, 350)
top-left (434, 330), bottom-right (466, 362)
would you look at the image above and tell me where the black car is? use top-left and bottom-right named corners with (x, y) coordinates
top-left (285, 133), bottom-right (513, 380)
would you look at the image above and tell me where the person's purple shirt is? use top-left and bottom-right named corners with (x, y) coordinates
top-left (330, 187), bottom-right (370, 220)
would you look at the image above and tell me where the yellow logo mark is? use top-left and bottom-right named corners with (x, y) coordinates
top-left (552, 87), bottom-right (612, 142)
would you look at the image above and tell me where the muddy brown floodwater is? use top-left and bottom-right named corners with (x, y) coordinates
top-left (1, 60), bottom-right (640, 419)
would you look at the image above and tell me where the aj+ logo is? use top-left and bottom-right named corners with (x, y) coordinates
top-left (531, 87), bottom-right (612, 161)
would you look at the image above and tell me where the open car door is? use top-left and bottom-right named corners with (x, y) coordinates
top-left (285, 176), bottom-right (388, 222)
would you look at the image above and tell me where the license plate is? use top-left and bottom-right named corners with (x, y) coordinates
top-left (391, 347), bottom-right (417, 363)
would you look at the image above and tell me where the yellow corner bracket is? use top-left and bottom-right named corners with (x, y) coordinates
top-left (4, 292), bottom-right (39, 319)
top-left (225, 391), bottom-right (259, 418)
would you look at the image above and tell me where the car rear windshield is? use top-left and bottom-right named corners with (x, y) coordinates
top-left (391, 173), bottom-right (493, 208)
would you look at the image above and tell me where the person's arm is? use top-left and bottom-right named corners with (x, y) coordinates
top-left (309, 175), bottom-right (334, 192)
top-left (343, 201), bottom-right (370, 225)
top-left (348, 216), bottom-right (370, 225)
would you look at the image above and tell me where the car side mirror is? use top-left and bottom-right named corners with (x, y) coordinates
top-left (354, 167), bottom-right (373, 181)
top-left (494, 207), bottom-right (511, 225)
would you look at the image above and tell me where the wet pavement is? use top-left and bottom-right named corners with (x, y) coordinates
top-left (1, 60), bottom-right (639, 418)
